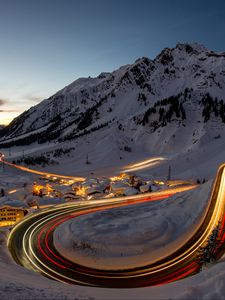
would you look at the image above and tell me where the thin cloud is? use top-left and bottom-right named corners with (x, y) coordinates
top-left (25, 94), bottom-right (43, 103)
top-left (0, 109), bottom-right (19, 112)
top-left (0, 98), bottom-right (9, 106)
top-left (0, 97), bottom-right (19, 112)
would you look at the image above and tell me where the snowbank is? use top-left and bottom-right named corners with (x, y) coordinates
top-left (54, 181), bottom-right (212, 270)
top-left (0, 197), bottom-right (29, 209)
top-left (0, 229), bottom-right (92, 300)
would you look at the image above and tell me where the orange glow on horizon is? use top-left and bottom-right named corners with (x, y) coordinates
top-left (0, 112), bottom-right (20, 125)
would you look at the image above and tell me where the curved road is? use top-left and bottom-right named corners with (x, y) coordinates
top-left (6, 164), bottom-right (225, 287)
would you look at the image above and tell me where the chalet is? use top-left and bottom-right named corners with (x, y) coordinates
top-left (63, 191), bottom-right (84, 202)
top-left (0, 197), bottom-right (29, 226)
top-left (110, 182), bottom-right (130, 196)
top-left (0, 206), bottom-right (27, 227)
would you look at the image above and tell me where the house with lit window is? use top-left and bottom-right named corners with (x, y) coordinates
top-left (63, 190), bottom-right (84, 202)
top-left (0, 198), bottom-right (29, 227)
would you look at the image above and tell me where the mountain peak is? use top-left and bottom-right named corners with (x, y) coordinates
top-left (155, 42), bottom-right (209, 65)
top-left (175, 42), bottom-right (209, 54)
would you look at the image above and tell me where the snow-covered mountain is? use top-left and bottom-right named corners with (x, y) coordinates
top-left (1, 42), bottom-right (225, 179)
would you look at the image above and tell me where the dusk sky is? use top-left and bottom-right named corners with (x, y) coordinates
top-left (0, 0), bottom-right (225, 124)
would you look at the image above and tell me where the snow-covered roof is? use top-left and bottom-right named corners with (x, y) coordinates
top-left (0, 197), bottom-right (29, 209)
top-left (86, 187), bottom-right (102, 195)
top-left (37, 197), bottom-right (66, 206)
top-left (139, 184), bottom-right (151, 193)
top-left (111, 182), bottom-right (129, 190)
top-left (124, 187), bottom-right (138, 196)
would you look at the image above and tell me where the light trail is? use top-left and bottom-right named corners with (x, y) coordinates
top-left (1, 160), bottom-right (85, 182)
top-left (6, 156), bottom-right (225, 287)
top-left (122, 157), bottom-right (167, 173)
top-left (8, 189), bottom-right (18, 194)
top-left (8, 189), bottom-right (193, 287)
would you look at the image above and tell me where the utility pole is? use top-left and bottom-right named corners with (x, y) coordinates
top-left (167, 165), bottom-right (171, 181)
top-left (86, 154), bottom-right (90, 164)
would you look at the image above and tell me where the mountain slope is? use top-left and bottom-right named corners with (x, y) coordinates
top-left (1, 43), bottom-right (225, 142)
top-left (1, 42), bottom-right (225, 179)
